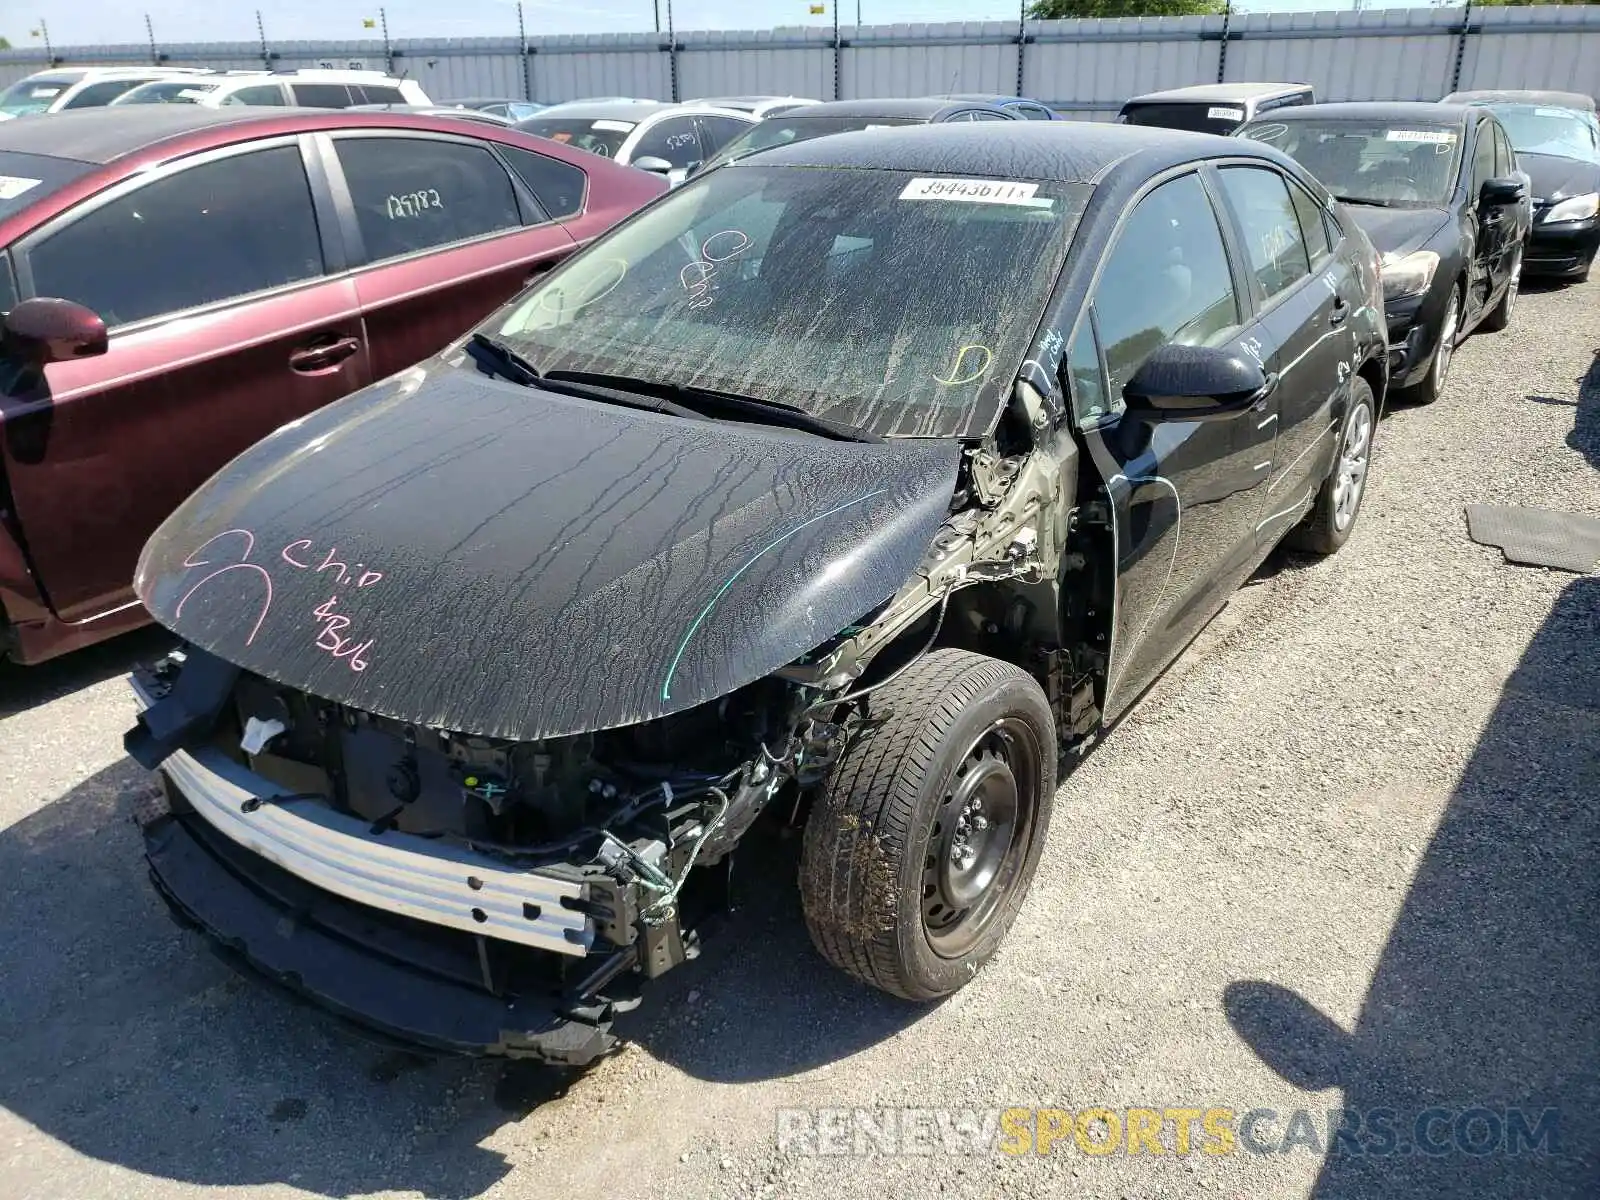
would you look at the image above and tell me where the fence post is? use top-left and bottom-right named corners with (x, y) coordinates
top-left (256, 10), bottom-right (272, 66)
top-left (144, 14), bottom-right (161, 65)
top-left (517, 2), bottom-right (533, 102)
top-left (1450, 0), bottom-right (1474, 96)
top-left (667, 0), bottom-right (680, 102)
top-left (1217, 0), bottom-right (1232, 84)
top-left (1016, 0), bottom-right (1027, 97)
top-left (380, 6), bottom-right (394, 76)
top-left (833, 1), bottom-right (842, 101)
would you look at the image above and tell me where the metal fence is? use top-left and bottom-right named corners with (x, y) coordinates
top-left (3, 7), bottom-right (1599, 117)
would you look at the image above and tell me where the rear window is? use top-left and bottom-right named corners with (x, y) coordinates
top-left (517, 118), bottom-right (634, 160)
top-left (1121, 102), bottom-right (1245, 135)
top-left (0, 151), bottom-right (96, 221)
top-left (114, 81), bottom-right (220, 105)
top-left (498, 145), bottom-right (587, 219)
top-left (0, 74), bottom-right (83, 116)
top-left (710, 115), bottom-right (921, 167)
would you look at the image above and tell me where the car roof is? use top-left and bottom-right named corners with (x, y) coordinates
top-left (523, 100), bottom-right (668, 120)
top-left (1443, 89), bottom-right (1596, 113)
top-left (763, 97), bottom-right (1011, 119)
top-left (1125, 82), bottom-right (1312, 105)
top-left (1256, 100), bottom-right (1475, 126)
top-left (741, 120), bottom-right (1251, 183)
top-left (0, 105), bottom-right (282, 163)
top-left (946, 93), bottom-right (1045, 105)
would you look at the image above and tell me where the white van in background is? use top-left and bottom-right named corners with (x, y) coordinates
top-left (111, 68), bottom-right (431, 110)
top-left (0, 67), bottom-right (215, 116)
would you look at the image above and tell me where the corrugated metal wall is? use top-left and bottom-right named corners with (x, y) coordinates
top-left (4, 8), bottom-right (1600, 110)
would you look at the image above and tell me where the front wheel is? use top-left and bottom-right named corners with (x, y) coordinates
top-left (799, 649), bottom-right (1057, 1001)
top-left (1404, 281), bottom-right (1462, 406)
top-left (1286, 375), bottom-right (1376, 556)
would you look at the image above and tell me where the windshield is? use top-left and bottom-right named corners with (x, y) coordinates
top-left (0, 151), bottom-right (96, 220)
top-left (516, 117), bottom-right (634, 159)
top-left (112, 81), bottom-right (221, 105)
top-left (0, 74), bottom-right (83, 116)
top-left (486, 164), bottom-right (1087, 438)
top-left (706, 115), bottom-right (921, 170)
top-left (1122, 102), bottom-right (1246, 135)
top-left (1485, 103), bottom-right (1600, 163)
top-left (1239, 119), bottom-right (1462, 206)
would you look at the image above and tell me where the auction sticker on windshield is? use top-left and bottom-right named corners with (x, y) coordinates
top-left (1386, 129), bottom-right (1456, 144)
top-left (1208, 106), bottom-right (1245, 122)
top-left (899, 177), bottom-right (1053, 208)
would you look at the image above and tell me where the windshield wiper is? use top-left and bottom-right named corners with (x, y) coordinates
top-left (544, 369), bottom-right (882, 443)
top-left (465, 335), bottom-right (704, 421)
top-left (1333, 195), bottom-right (1403, 209)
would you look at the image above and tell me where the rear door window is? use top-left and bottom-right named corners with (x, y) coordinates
top-left (1287, 177), bottom-right (1332, 267)
top-left (1015, 104), bottom-right (1054, 121)
top-left (292, 83), bottom-right (354, 108)
top-left (694, 114), bottom-right (756, 157)
top-left (25, 145), bottom-right (325, 328)
top-left (334, 136), bottom-right (524, 262)
top-left (355, 85), bottom-right (406, 105)
top-left (224, 84), bottom-right (288, 106)
top-left (498, 145), bottom-right (586, 219)
top-left (62, 79), bottom-right (148, 109)
top-left (1217, 166), bottom-right (1312, 302)
top-left (630, 116), bottom-right (704, 169)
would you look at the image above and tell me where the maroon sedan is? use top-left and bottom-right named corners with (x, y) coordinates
top-left (0, 106), bottom-right (664, 664)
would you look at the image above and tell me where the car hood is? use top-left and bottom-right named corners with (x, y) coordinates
top-left (1518, 152), bottom-right (1600, 204)
top-left (1342, 204), bottom-right (1451, 257)
top-left (134, 361), bottom-right (961, 741)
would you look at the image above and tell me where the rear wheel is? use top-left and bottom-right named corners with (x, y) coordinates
top-left (799, 649), bottom-right (1057, 1001)
top-left (1480, 246), bottom-right (1521, 332)
top-left (1286, 376), bottom-right (1376, 556)
top-left (1404, 281), bottom-right (1462, 406)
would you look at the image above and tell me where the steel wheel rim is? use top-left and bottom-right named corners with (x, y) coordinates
top-left (921, 716), bottom-right (1042, 959)
top-left (1332, 400), bottom-right (1372, 531)
top-left (1434, 290), bottom-right (1459, 387)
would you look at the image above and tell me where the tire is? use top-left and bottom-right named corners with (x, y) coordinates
top-left (1403, 280), bottom-right (1463, 406)
top-left (1480, 246), bottom-right (1521, 332)
top-left (799, 648), bottom-right (1057, 1001)
top-left (1286, 375), bottom-right (1376, 556)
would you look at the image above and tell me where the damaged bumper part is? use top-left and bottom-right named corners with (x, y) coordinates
top-left (127, 654), bottom-right (789, 1065)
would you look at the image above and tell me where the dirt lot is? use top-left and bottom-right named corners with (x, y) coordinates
top-left (2, 278), bottom-right (1596, 1200)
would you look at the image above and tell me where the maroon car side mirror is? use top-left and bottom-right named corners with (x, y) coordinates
top-left (2, 297), bottom-right (109, 366)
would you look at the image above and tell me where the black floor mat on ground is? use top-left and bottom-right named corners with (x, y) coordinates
top-left (1465, 504), bottom-right (1600, 573)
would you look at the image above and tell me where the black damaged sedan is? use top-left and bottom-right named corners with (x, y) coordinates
top-left (1238, 102), bottom-right (1530, 405)
top-left (126, 123), bottom-right (1386, 1065)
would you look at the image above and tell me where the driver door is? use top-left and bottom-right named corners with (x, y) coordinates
top-left (1466, 118), bottom-right (1509, 322)
top-left (1068, 168), bottom-right (1278, 719)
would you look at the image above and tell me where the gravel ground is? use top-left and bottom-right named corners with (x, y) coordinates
top-left (1, 278), bottom-right (1596, 1200)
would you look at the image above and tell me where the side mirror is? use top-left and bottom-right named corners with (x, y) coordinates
top-left (1480, 175), bottom-right (1526, 206)
top-left (632, 155), bottom-right (673, 175)
top-left (1123, 342), bottom-right (1268, 422)
top-left (2, 297), bottom-right (108, 366)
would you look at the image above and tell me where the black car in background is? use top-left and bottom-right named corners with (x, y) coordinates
top-left (127, 123), bottom-right (1385, 1065)
top-left (1444, 89), bottom-right (1600, 281)
top-left (695, 96), bottom-right (1022, 174)
top-left (1239, 102), bottom-right (1530, 404)
top-left (1119, 82), bottom-right (1315, 135)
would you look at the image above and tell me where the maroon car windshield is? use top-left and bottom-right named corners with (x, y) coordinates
top-left (0, 151), bottom-right (96, 221)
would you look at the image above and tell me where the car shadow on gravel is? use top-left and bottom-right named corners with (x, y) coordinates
top-left (1527, 348), bottom-right (1599, 470)
top-left (1222, 574), bottom-right (1600, 1198)
top-left (0, 764), bottom-right (920, 1196)
top-left (0, 624), bottom-right (173, 720)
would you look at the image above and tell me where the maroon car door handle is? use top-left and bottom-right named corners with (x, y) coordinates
top-left (288, 336), bottom-right (361, 374)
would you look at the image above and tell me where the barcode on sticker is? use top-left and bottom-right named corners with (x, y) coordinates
top-left (1208, 106), bottom-right (1245, 122)
top-left (899, 177), bottom-right (1053, 208)
top-left (1386, 129), bottom-right (1456, 144)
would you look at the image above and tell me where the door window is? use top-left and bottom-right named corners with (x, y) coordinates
top-left (26, 145), bottom-right (325, 329)
top-left (335, 136), bottom-right (523, 262)
top-left (1218, 166), bottom-right (1312, 301)
top-left (1287, 178), bottom-right (1331, 267)
top-left (969, 111), bottom-right (1011, 122)
top-left (1015, 104), bottom-right (1054, 121)
top-left (630, 117), bottom-right (704, 169)
top-left (355, 84), bottom-right (405, 105)
top-left (1493, 123), bottom-right (1518, 177)
top-left (1471, 124), bottom-right (1497, 193)
top-left (222, 84), bottom-right (288, 107)
top-left (498, 145), bottom-right (586, 219)
top-left (292, 82), bottom-right (354, 108)
top-left (695, 114), bottom-right (756, 157)
top-left (62, 79), bottom-right (146, 109)
top-left (1093, 172), bottom-right (1240, 399)
top-left (1066, 317), bottom-right (1110, 423)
